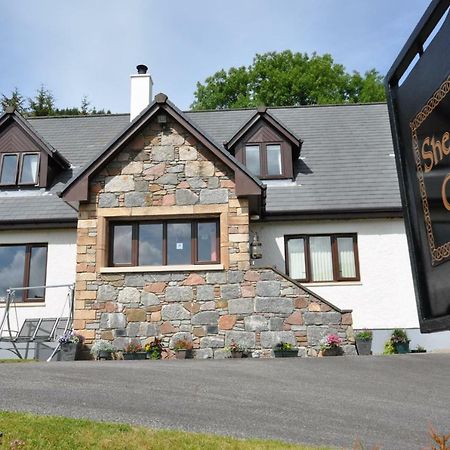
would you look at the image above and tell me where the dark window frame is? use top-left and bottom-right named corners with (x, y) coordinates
top-left (0, 152), bottom-right (40, 187)
top-left (284, 233), bottom-right (360, 283)
top-left (19, 152), bottom-right (41, 186)
top-left (243, 142), bottom-right (288, 179)
top-left (0, 243), bottom-right (48, 302)
top-left (109, 219), bottom-right (220, 268)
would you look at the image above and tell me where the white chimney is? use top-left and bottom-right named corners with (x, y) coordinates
top-left (130, 64), bottom-right (153, 121)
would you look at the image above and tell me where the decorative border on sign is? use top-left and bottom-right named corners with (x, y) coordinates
top-left (409, 76), bottom-right (450, 265)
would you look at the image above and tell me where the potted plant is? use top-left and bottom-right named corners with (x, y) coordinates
top-left (227, 340), bottom-right (246, 358)
top-left (123, 342), bottom-right (147, 360)
top-left (355, 329), bottom-right (373, 356)
top-left (173, 339), bottom-right (193, 359)
top-left (58, 331), bottom-right (84, 361)
top-left (273, 341), bottom-right (298, 358)
top-left (90, 340), bottom-right (116, 360)
top-left (320, 334), bottom-right (343, 356)
top-left (410, 345), bottom-right (427, 354)
top-left (390, 328), bottom-right (410, 354)
top-left (145, 338), bottom-right (163, 360)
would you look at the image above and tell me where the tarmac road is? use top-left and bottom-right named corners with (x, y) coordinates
top-left (0, 354), bottom-right (449, 449)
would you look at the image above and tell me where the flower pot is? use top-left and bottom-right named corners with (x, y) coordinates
top-left (230, 351), bottom-right (243, 359)
top-left (273, 349), bottom-right (298, 358)
top-left (123, 352), bottom-right (146, 360)
top-left (59, 342), bottom-right (78, 361)
top-left (98, 350), bottom-right (112, 360)
top-left (175, 349), bottom-right (193, 359)
top-left (355, 339), bottom-right (372, 356)
top-left (395, 342), bottom-right (410, 354)
top-left (322, 347), bottom-right (342, 356)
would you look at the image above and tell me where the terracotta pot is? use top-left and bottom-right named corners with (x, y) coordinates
top-left (322, 347), bottom-right (342, 356)
top-left (231, 351), bottom-right (243, 359)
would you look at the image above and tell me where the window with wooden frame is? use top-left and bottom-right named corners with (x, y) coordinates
top-left (0, 152), bottom-right (40, 186)
top-left (109, 219), bottom-right (220, 267)
top-left (243, 143), bottom-right (288, 179)
top-left (285, 234), bottom-right (359, 283)
top-left (0, 244), bottom-right (48, 302)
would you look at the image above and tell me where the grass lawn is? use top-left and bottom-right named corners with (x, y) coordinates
top-left (0, 411), bottom-right (330, 450)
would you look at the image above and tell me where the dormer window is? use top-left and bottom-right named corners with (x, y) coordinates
top-left (0, 153), bottom-right (39, 186)
top-left (244, 143), bottom-right (283, 178)
top-left (226, 108), bottom-right (302, 181)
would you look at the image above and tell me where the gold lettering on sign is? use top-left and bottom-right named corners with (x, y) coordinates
top-left (442, 174), bottom-right (450, 211)
top-left (410, 76), bottom-right (450, 265)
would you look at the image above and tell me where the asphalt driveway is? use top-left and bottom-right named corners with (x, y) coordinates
top-left (0, 354), bottom-right (449, 449)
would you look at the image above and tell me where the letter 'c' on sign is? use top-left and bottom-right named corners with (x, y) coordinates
top-left (442, 173), bottom-right (450, 211)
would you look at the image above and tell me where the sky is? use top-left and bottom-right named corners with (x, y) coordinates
top-left (0, 0), bottom-right (432, 113)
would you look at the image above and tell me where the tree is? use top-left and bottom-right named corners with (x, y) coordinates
top-left (1, 86), bottom-right (112, 116)
top-left (191, 51), bottom-right (386, 110)
top-left (1, 88), bottom-right (27, 114)
top-left (28, 85), bottom-right (56, 116)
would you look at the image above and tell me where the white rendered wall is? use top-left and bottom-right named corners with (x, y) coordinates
top-left (0, 228), bottom-right (77, 333)
top-left (251, 218), bottom-right (419, 330)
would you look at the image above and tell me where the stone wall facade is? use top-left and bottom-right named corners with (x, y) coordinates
top-left (74, 115), bottom-right (355, 357)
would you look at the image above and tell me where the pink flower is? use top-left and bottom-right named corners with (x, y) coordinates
top-left (326, 334), bottom-right (342, 347)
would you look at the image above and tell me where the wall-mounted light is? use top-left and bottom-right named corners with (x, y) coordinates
top-left (250, 233), bottom-right (262, 260)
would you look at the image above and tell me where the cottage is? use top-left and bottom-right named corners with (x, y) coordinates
top-left (0, 65), bottom-right (448, 357)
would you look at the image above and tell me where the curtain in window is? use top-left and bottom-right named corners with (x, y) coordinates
top-left (337, 237), bottom-right (356, 278)
top-left (310, 236), bottom-right (333, 281)
top-left (287, 238), bottom-right (306, 279)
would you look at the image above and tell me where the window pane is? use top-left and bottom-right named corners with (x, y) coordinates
top-left (245, 145), bottom-right (260, 176)
top-left (310, 236), bottom-right (333, 281)
top-left (287, 238), bottom-right (306, 280)
top-left (337, 237), bottom-right (356, 278)
top-left (0, 155), bottom-right (18, 184)
top-left (0, 246), bottom-right (26, 301)
top-left (27, 246), bottom-right (47, 299)
top-left (267, 144), bottom-right (282, 175)
top-left (167, 223), bottom-right (191, 265)
top-left (197, 222), bottom-right (218, 262)
top-left (112, 225), bottom-right (132, 265)
top-left (139, 223), bottom-right (163, 265)
top-left (20, 154), bottom-right (39, 184)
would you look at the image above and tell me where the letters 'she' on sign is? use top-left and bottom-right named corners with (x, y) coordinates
top-left (386, 0), bottom-right (450, 332)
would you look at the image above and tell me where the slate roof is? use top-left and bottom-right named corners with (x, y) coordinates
top-left (0, 103), bottom-right (400, 224)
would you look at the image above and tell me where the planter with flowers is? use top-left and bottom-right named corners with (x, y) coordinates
top-left (173, 339), bottom-right (193, 359)
top-left (145, 338), bottom-right (163, 360)
top-left (123, 342), bottom-right (147, 360)
top-left (355, 329), bottom-right (373, 356)
top-left (90, 340), bottom-right (116, 360)
top-left (226, 340), bottom-right (247, 358)
top-left (390, 328), bottom-right (410, 354)
top-left (320, 334), bottom-right (343, 356)
top-left (58, 331), bottom-right (85, 361)
top-left (273, 342), bottom-right (298, 358)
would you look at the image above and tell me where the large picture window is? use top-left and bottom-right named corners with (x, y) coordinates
top-left (109, 219), bottom-right (220, 267)
top-left (0, 244), bottom-right (48, 302)
top-left (285, 234), bottom-right (359, 282)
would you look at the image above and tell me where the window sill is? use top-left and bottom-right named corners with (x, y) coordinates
top-left (302, 281), bottom-right (362, 287)
top-left (100, 264), bottom-right (224, 274)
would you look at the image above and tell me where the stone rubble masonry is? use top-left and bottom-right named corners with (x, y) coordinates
top-left (74, 116), bottom-right (354, 358)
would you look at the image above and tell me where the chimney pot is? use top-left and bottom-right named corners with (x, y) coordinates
top-left (136, 64), bottom-right (148, 75)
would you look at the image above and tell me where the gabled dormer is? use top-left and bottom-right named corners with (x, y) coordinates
top-left (224, 106), bottom-right (302, 180)
top-left (0, 107), bottom-right (70, 188)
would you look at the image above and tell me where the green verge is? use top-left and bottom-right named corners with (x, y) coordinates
top-left (0, 411), bottom-right (330, 450)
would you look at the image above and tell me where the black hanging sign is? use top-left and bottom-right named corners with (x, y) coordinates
top-left (386, 0), bottom-right (450, 332)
